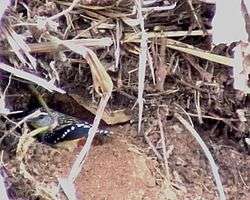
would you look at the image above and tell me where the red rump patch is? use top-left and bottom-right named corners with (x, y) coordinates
top-left (76, 136), bottom-right (105, 147)
top-left (77, 138), bottom-right (86, 147)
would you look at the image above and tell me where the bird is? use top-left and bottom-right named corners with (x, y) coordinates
top-left (27, 108), bottom-right (111, 145)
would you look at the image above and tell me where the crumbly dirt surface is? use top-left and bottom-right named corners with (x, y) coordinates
top-left (165, 123), bottom-right (250, 200)
top-left (72, 135), bottom-right (161, 200)
top-left (5, 125), bottom-right (249, 200)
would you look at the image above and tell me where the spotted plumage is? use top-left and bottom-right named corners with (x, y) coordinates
top-left (27, 108), bottom-right (111, 145)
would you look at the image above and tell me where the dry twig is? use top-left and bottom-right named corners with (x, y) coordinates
top-left (144, 127), bottom-right (163, 160)
top-left (158, 109), bottom-right (171, 181)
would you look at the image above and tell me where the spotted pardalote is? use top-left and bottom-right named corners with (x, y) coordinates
top-left (27, 108), bottom-right (111, 145)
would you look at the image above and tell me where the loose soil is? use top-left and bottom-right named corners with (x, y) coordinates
top-left (5, 124), bottom-right (249, 200)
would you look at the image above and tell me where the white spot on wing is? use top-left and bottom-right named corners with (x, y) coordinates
top-left (76, 124), bottom-right (83, 128)
top-left (76, 123), bottom-right (91, 128)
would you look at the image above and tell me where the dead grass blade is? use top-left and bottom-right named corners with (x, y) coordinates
top-left (0, 74), bottom-right (12, 115)
top-left (60, 93), bottom-right (111, 199)
top-left (0, 168), bottom-right (9, 200)
top-left (50, 36), bottom-right (113, 95)
top-left (2, 25), bottom-right (37, 69)
top-left (0, 63), bottom-right (65, 93)
top-left (0, 38), bottom-right (113, 55)
top-left (126, 35), bottom-right (234, 67)
top-left (114, 20), bottom-right (122, 70)
top-left (85, 49), bottom-right (113, 94)
top-left (166, 39), bottom-right (234, 67)
top-left (68, 94), bottom-right (110, 182)
top-left (0, 0), bottom-right (10, 20)
top-left (198, 0), bottom-right (215, 3)
top-left (136, 0), bottom-right (148, 133)
top-left (141, 2), bottom-right (176, 12)
top-left (58, 178), bottom-right (77, 200)
top-left (174, 113), bottom-right (226, 200)
top-left (123, 29), bottom-right (213, 43)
